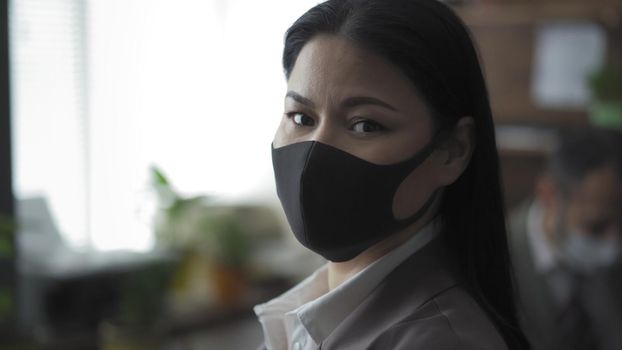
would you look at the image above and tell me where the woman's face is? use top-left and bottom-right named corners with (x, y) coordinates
top-left (274, 35), bottom-right (450, 219)
top-left (274, 35), bottom-right (434, 164)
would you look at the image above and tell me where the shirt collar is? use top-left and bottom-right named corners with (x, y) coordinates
top-left (527, 200), bottom-right (559, 273)
top-left (253, 266), bottom-right (329, 350)
top-left (254, 217), bottom-right (442, 347)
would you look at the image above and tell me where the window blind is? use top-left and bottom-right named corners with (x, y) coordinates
top-left (10, 0), bottom-right (89, 248)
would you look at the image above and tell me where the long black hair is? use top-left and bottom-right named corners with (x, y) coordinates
top-left (282, 0), bottom-right (529, 348)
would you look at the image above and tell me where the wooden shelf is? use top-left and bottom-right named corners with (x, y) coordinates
top-left (457, 2), bottom-right (622, 28)
top-left (453, 1), bottom-right (622, 126)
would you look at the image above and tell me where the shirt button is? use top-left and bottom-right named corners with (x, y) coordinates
top-left (292, 341), bottom-right (301, 350)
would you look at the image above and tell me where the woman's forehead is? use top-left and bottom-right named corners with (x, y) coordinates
top-left (286, 35), bottom-right (424, 111)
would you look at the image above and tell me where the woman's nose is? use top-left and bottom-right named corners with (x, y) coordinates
top-left (309, 116), bottom-right (341, 147)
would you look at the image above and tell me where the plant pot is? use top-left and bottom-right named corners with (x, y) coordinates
top-left (207, 263), bottom-right (248, 306)
top-left (589, 100), bottom-right (622, 129)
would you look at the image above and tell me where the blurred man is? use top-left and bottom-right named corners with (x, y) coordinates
top-left (509, 127), bottom-right (622, 350)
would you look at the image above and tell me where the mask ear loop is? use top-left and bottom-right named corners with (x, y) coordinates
top-left (390, 127), bottom-right (453, 227)
top-left (393, 188), bottom-right (441, 226)
top-left (389, 127), bottom-right (451, 174)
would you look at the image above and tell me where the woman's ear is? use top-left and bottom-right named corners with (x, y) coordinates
top-left (435, 116), bottom-right (475, 186)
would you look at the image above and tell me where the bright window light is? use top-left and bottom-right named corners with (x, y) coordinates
top-left (11, 0), bottom-right (320, 251)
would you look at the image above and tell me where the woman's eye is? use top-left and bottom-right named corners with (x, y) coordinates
top-left (288, 112), bottom-right (315, 127)
top-left (351, 120), bottom-right (386, 133)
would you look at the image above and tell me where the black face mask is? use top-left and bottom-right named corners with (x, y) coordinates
top-left (271, 138), bottom-right (440, 262)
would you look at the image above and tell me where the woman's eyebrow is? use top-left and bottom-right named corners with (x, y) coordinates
top-left (286, 91), bottom-right (398, 112)
top-left (341, 96), bottom-right (398, 112)
top-left (286, 91), bottom-right (315, 108)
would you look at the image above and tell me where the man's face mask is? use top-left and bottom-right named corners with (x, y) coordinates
top-left (271, 137), bottom-right (440, 262)
top-left (555, 202), bottom-right (621, 272)
top-left (560, 229), bottom-right (620, 273)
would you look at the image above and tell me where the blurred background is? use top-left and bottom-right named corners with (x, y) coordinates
top-left (0, 0), bottom-right (621, 349)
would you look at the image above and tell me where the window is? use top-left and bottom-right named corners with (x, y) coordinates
top-left (11, 0), bottom-right (318, 251)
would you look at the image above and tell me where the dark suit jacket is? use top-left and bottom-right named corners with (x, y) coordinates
top-left (257, 236), bottom-right (508, 349)
top-left (509, 202), bottom-right (622, 350)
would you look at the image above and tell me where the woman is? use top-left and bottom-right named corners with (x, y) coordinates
top-left (254, 0), bottom-right (529, 349)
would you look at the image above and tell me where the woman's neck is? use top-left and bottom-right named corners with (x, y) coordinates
top-left (327, 213), bottom-right (436, 290)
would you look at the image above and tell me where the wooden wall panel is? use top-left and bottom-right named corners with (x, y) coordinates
top-left (457, 2), bottom-right (622, 126)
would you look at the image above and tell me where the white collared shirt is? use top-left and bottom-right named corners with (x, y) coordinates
top-left (526, 200), bottom-right (558, 274)
top-left (526, 200), bottom-right (574, 306)
top-left (253, 218), bottom-right (442, 350)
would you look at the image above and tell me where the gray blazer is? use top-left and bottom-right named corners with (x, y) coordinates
top-left (509, 202), bottom-right (622, 350)
top-left (257, 236), bottom-right (508, 349)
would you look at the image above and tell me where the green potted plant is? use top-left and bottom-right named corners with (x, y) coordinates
top-left (588, 64), bottom-right (622, 129)
top-left (197, 212), bottom-right (250, 305)
top-left (149, 166), bottom-right (251, 306)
